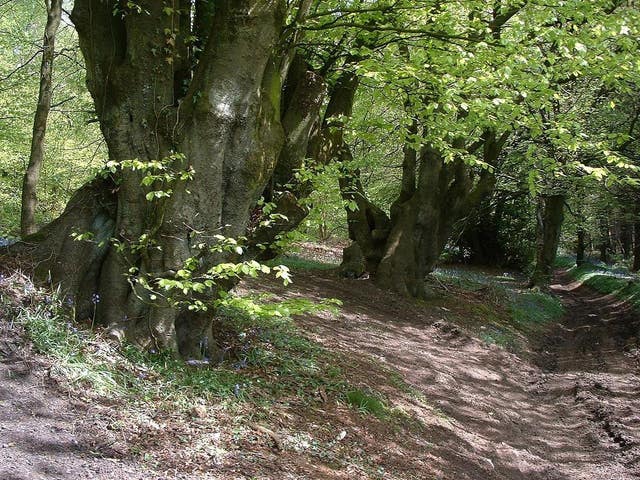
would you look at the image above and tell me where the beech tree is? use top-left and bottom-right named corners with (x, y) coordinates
top-left (335, 0), bottom-right (639, 293)
top-left (12, 0), bottom-right (325, 358)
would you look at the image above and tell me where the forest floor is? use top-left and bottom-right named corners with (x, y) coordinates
top-left (1, 262), bottom-right (639, 479)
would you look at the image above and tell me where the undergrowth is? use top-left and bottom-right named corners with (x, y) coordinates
top-left (267, 254), bottom-right (337, 271)
top-left (432, 267), bottom-right (564, 350)
top-left (0, 270), bottom-right (347, 409)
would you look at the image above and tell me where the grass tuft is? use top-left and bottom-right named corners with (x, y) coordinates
top-left (345, 389), bottom-right (387, 417)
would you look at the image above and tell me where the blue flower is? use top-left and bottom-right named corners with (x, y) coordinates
top-left (233, 357), bottom-right (248, 370)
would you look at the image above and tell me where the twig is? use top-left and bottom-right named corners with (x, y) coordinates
top-left (249, 422), bottom-right (283, 451)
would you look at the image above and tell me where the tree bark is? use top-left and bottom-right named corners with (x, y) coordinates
top-left (576, 226), bottom-right (586, 266)
top-left (620, 221), bottom-right (632, 260)
top-left (598, 217), bottom-right (610, 264)
top-left (529, 194), bottom-right (565, 286)
top-left (21, 0), bottom-right (63, 237)
top-left (372, 131), bottom-right (504, 297)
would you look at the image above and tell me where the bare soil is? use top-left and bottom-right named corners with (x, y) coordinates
top-left (1, 267), bottom-right (639, 479)
top-left (0, 320), bottom-right (163, 480)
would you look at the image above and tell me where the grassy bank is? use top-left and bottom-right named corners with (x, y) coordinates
top-left (567, 262), bottom-right (640, 310)
top-left (432, 267), bottom-right (564, 351)
top-left (1, 271), bottom-right (349, 408)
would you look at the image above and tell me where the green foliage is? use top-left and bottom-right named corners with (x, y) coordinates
top-left (0, 1), bottom-right (105, 236)
top-left (295, 162), bottom-right (349, 242)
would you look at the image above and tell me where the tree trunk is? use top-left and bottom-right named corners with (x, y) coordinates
top-left (620, 221), bottom-right (632, 260)
top-left (247, 55), bottom-right (327, 259)
top-left (21, 0), bottom-right (63, 237)
top-left (529, 194), bottom-right (565, 286)
top-left (598, 217), bottom-right (610, 264)
top-left (633, 220), bottom-right (640, 272)
top-left (576, 226), bottom-right (586, 266)
top-left (373, 131), bottom-right (503, 297)
top-left (16, 0), bottom-right (292, 359)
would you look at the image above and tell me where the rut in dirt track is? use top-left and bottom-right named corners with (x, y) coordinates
top-left (533, 270), bottom-right (640, 470)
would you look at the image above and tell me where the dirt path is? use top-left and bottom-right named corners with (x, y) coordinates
top-left (0, 321), bottom-right (175, 480)
top-left (2, 268), bottom-right (639, 479)
top-left (257, 269), bottom-right (640, 479)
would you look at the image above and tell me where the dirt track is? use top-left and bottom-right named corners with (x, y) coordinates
top-left (261, 270), bottom-right (640, 479)
top-left (0, 322), bottom-right (164, 480)
top-left (1, 269), bottom-right (639, 479)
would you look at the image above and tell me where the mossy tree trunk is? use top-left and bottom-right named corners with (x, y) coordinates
top-left (18, 0), bottom-right (309, 359)
top-left (374, 132), bottom-right (504, 297)
top-left (338, 121), bottom-right (507, 296)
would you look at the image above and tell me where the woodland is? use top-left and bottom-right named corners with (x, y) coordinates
top-left (1, 1), bottom-right (640, 479)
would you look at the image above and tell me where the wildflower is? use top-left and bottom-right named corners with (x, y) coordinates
top-left (233, 383), bottom-right (241, 397)
top-left (91, 293), bottom-right (100, 304)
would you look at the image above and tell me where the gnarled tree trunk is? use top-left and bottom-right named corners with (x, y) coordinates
top-left (16, 0), bottom-right (296, 359)
top-left (338, 124), bottom-right (506, 297)
top-left (374, 142), bottom-right (498, 298)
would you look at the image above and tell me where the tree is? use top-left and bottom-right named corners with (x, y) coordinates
top-left (21, 0), bottom-right (63, 237)
top-left (332, 1), bottom-right (520, 296)
top-left (525, 2), bottom-right (640, 284)
top-left (10, 0), bottom-right (326, 359)
top-left (6, 0), bottom-right (640, 359)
